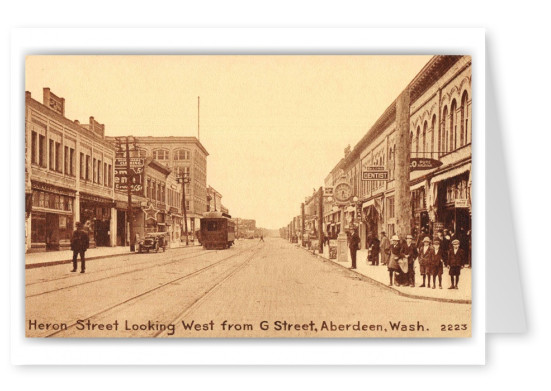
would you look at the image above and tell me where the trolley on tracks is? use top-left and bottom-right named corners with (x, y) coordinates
top-left (199, 211), bottom-right (235, 250)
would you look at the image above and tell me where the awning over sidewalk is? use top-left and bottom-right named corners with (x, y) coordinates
top-left (431, 163), bottom-right (471, 184)
top-left (362, 199), bottom-right (375, 209)
top-left (409, 181), bottom-right (426, 191)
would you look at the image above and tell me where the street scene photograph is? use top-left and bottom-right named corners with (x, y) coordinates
top-left (24, 55), bottom-right (472, 338)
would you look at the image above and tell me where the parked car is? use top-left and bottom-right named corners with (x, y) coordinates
top-left (137, 232), bottom-right (169, 253)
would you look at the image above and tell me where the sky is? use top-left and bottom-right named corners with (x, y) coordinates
top-left (26, 55), bottom-right (432, 229)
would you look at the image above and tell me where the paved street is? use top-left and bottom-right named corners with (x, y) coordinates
top-left (26, 238), bottom-right (470, 338)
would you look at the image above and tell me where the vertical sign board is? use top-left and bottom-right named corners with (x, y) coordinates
top-left (114, 157), bottom-right (145, 196)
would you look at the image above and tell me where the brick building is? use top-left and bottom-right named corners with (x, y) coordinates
top-left (25, 88), bottom-right (116, 252)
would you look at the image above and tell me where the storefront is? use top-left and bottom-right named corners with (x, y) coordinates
top-left (30, 182), bottom-right (75, 251)
top-left (428, 164), bottom-right (472, 248)
top-left (410, 182), bottom-right (429, 238)
top-left (80, 193), bottom-right (114, 247)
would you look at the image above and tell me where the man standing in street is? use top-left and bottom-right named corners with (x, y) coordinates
top-left (403, 234), bottom-right (418, 287)
top-left (70, 222), bottom-right (89, 273)
top-left (380, 231), bottom-right (390, 266)
top-left (349, 228), bottom-right (360, 269)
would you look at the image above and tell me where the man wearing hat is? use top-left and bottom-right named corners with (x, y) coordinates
top-left (418, 236), bottom-right (434, 288)
top-left (402, 234), bottom-right (418, 287)
top-left (348, 228), bottom-right (361, 269)
top-left (447, 239), bottom-right (465, 289)
top-left (380, 231), bottom-right (390, 266)
top-left (430, 237), bottom-right (444, 289)
top-left (70, 221), bottom-right (89, 273)
top-left (387, 235), bottom-right (403, 286)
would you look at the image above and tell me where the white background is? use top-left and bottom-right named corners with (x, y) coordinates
top-left (2, 0), bottom-right (548, 388)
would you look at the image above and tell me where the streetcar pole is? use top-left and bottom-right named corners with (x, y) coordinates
top-left (181, 174), bottom-right (189, 246)
top-left (126, 137), bottom-right (135, 252)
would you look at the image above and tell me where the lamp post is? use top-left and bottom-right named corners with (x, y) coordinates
top-left (177, 173), bottom-right (190, 246)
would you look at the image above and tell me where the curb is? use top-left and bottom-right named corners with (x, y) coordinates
top-left (25, 244), bottom-right (202, 270)
top-left (25, 251), bottom-right (136, 269)
top-left (295, 243), bottom-right (471, 305)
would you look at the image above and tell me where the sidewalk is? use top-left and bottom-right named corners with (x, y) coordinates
top-left (297, 242), bottom-right (471, 304)
top-left (25, 241), bottom-right (202, 269)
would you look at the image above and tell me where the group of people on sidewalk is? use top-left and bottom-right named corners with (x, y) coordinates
top-left (348, 228), bottom-right (468, 290)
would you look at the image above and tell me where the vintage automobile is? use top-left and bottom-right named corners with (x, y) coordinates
top-left (137, 232), bottom-right (169, 253)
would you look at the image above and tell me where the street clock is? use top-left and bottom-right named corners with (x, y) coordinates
top-left (334, 182), bottom-right (352, 204)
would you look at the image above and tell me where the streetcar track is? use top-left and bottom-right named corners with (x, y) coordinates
top-left (44, 243), bottom-right (261, 337)
top-left (153, 245), bottom-right (260, 337)
top-left (26, 247), bottom-right (223, 298)
top-left (25, 247), bottom-right (206, 288)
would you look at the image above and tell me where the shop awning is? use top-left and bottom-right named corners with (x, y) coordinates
top-left (410, 181), bottom-right (426, 191)
top-left (362, 199), bottom-right (375, 209)
top-left (431, 163), bottom-right (471, 185)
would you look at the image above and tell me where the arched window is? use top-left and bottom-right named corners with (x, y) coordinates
top-left (174, 149), bottom-right (190, 161)
top-left (461, 91), bottom-right (469, 146)
top-left (431, 114), bottom-right (437, 158)
top-left (450, 99), bottom-right (457, 152)
top-left (416, 126), bottom-right (420, 156)
top-left (152, 149), bottom-right (169, 161)
top-left (441, 106), bottom-right (448, 155)
top-left (422, 121), bottom-right (427, 156)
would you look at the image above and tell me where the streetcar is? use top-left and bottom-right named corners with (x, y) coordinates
top-left (199, 211), bottom-right (235, 249)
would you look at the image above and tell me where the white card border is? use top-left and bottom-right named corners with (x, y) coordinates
top-left (10, 27), bottom-right (485, 365)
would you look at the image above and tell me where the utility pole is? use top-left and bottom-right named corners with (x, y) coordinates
top-left (115, 136), bottom-right (138, 252)
top-left (178, 173), bottom-right (190, 246)
top-left (395, 88), bottom-right (412, 239)
top-left (125, 139), bottom-right (135, 251)
top-left (301, 202), bottom-right (305, 247)
top-left (318, 186), bottom-right (323, 254)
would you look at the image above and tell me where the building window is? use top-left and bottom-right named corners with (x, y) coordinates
top-left (450, 99), bottom-right (457, 152)
top-left (93, 158), bottom-right (97, 183)
top-left (55, 142), bottom-right (61, 172)
top-left (441, 106), bottom-right (448, 156)
top-left (153, 149), bottom-right (169, 161)
top-left (415, 126), bottom-right (420, 156)
top-left (431, 114), bottom-right (437, 157)
top-left (39, 134), bottom-right (46, 167)
top-left (422, 121), bottom-right (427, 156)
top-left (461, 91), bottom-right (469, 147)
top-left (31, 131), bottom-right (37, 164)
top-left (64, 146), bottom-right (69, 174)
top-left (108, 164), bottom-right (112, 186)
top-left (387, 197), bottom-right (395, 219)
top-left (86, 155), bottom-right (91, 181)
top-left (49, 139), bottom-right (55, 171)
top-left (174, 149), bottom-right (190, 161)
top-left (186, 200), bottom-right (190, 211)
top-left (80, 153), bottom-right (84, 179)
top-left (97, 159), bottom-right (102, 184)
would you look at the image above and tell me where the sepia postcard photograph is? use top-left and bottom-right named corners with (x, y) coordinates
top-left (24, 54), bottom-right (473, 338)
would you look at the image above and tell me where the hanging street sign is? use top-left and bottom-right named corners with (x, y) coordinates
top-left (410, 158), bottom-right (443, 171)
top-left (114, 157), bottom-right (145, 195)
top-left (362, 166), bottom-right (389, 181)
